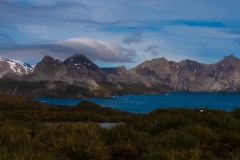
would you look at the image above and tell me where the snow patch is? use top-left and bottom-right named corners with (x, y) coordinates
top-left (0, 59), bottom-right (35, 75)
top-left (7, 61), bottom-right (23, 74)
top-left (11, 60), bottom-right (34, 74)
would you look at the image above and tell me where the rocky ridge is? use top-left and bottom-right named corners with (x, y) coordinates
top-left (130, 55), bottom-right (240, 92)
top-left (1, 54), bottom-right (240, 96)
top-left (28, 55), bottom-right (106, 89)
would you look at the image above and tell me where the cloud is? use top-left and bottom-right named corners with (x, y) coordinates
top-left (1, 0), bottom-right (240, 66)
top-left (158, 20), bottom-right (226, 28)
top-left (59, 38), bottom-right (137, 62)
top-left (144, 45), bottom-right (164, 56)
top-left (0, 0), bottom-right (91, 19)
top-left (0, 0), bottom-right (94, 30)
top-left (123, 32), bottom-right (143, 44)
top-left (0, 0), bottom-right (89, 45)
top-left (0, 38), bottom-right (137, 63)
top-left (0, 31), bottom-right (15, 45)
top-left (0, 0), bottom-right (124, 45)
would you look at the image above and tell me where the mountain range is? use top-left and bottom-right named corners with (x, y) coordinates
top-left (0, 54), bottom-right (240, 97)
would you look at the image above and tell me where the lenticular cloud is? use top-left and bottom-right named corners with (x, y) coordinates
top-left (0, 38), bottom-right (137, 63)
top-left (57, 38), bottom-right (137, 62)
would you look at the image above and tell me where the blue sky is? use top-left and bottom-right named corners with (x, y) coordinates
top-left (1, 0), bottom-right (240, 68)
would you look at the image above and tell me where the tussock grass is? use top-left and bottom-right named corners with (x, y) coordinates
top-left (0, 93), bottom-right (240, 159)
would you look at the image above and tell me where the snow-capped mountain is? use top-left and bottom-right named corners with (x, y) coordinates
top-left (0, 57), bottom-right (35, 78)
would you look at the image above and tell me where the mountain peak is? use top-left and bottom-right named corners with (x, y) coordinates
top-left (220, 54), bottom-right (239, 64)
top-left (42, 55), bottom-right (55, 62)
top-left (70, 54), bottom-right (86, 59)
top-left (223, 54), bottom-right (238, 60)
top-left (67, 54), bottom-right (90, 63)
top-left (64, 54), bottom-right (99, 70)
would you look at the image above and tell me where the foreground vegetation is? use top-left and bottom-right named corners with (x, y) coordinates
top-left (0, 93), bottom-right (240, 159)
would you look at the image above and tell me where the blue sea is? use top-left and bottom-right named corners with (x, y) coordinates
top-left (35, 92), bottom-right (240, 113)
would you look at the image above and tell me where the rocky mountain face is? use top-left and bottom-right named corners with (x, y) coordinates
top-left (1, 54), bottom-right (240, 96)
top-left (130, 55), bottom-right (240, 92)
top-left (27, 55), bottom-right (107, 89)
top-left (0, 57), bottom-right (34, 78)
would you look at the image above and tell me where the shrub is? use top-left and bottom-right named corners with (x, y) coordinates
top-left (37, 123), bottom-right (110, 160)
top-left (0, 147), bottom-right (54, 160)
top-left (107, 124), bottom-right (141, 159)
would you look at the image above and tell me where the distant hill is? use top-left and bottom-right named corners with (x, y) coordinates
top-left (0, 92), bottom-right (51, 109)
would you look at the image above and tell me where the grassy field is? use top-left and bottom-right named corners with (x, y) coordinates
top-left (0, 93), bottom-right (240, 159)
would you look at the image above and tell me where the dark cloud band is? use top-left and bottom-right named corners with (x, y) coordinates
top-left (123, 32), bottom-right (143, 44)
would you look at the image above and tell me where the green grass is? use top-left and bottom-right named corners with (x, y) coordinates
top-left (0, 93), bottom-right (240, 159)
top-left (0, 118), bottom-right (239, 160)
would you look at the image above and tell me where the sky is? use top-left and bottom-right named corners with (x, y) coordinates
top-left (1, 0), bottom-right (240, 68)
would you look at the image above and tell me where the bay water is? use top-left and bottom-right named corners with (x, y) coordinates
top-left (35, 92), bottom-right (240, 113)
